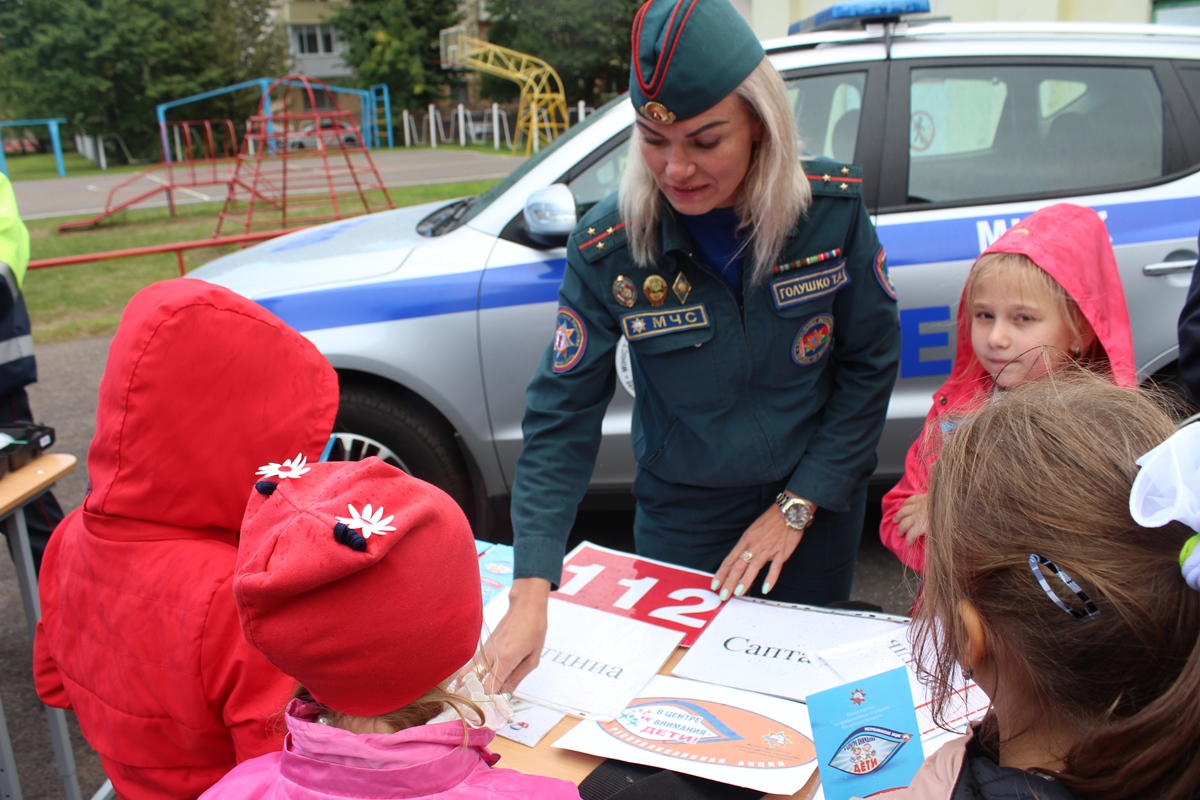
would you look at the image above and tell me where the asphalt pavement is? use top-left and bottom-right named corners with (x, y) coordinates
top-left (0, 147), bottom-right (916, 798)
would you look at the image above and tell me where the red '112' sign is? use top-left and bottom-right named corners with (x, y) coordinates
top-left (554, 542), bottom-right (722, 646)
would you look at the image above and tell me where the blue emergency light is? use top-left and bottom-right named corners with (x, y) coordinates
top-left (788, 0), bottom-right (931, 35)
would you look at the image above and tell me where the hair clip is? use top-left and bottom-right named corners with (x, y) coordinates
top-left (1028, 553), bottom-right (1100, 622)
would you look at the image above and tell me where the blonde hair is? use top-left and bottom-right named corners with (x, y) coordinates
top-left (619, 57), bottom-right (810, 285)
top-left (965, 252), bottom-right (1102, 363)
top-left (294, 684), bottom-right (485, 738)
top-left (914, 372), bottom-right (1200, 800)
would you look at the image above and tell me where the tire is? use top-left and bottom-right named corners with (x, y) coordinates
top-left (331, 385), bottom-right (474, 515)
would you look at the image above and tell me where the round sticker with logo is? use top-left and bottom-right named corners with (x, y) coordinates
top-left (553, 307), bottom-right (587, 373)
top-left (793, 314), bottom-right (834, 366)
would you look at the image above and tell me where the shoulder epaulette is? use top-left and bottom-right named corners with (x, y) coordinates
top-left (803, 159), bottom-right (863, 198)
top-left (574, 209), bottom-right (628, 263)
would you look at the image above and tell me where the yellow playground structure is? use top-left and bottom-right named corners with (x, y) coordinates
top-left (440, 27), bottom-right (570, 155)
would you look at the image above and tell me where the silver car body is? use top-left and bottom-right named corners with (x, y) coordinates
top-left (192, 20), bottom-right (1200, 512)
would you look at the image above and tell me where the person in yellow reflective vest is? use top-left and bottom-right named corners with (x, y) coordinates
top-left (0, 172), bottom-right (62, 573)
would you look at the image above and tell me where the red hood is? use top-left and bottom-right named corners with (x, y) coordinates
top-left (939, 203), bottom-right (1137, 402)
top-left (84, 279), bottom-right (339, 533)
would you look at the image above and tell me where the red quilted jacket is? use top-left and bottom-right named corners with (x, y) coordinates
top-left (33, 278), bottom-right (339, 799)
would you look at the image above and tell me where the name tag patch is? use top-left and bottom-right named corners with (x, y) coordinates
top-left (793, 314), bottom-right (834, 366)
top-left (621, 303), bottom-right (710, 341)
top-left (770, 259), bottom-right (848, 310)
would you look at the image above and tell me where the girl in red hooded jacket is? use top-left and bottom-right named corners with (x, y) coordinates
top-left (880, 203), bottom-right (1137, 572)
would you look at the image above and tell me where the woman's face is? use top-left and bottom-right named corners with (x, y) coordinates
top-left (636, 93), bottom-right (763, 216)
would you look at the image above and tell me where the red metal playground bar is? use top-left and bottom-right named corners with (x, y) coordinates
top-left (28, 229), bottom-right (307, 274)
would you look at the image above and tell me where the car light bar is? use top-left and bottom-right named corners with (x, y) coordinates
top-left (788, 0), bottom-right (931, 35)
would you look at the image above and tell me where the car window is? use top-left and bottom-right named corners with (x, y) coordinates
top-left (789, 72), bottom-right (867, 163)
top-left (907, 65), bottom-right (1164, 204)
top-left (568, 142), bottom-right (629, 218)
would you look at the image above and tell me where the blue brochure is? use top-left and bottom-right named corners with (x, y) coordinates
top-left (475, 541), bottom-right (514, 607)
top-left (807, 666), bottom-right (924, 800)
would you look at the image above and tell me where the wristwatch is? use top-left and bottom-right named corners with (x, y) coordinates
top-left (775, 492), bottom-right (816, 531)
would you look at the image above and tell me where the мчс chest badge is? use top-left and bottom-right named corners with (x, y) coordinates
top-left (643, 274), bottom-right (668, 307)
top-left (612, 276), bottom-right (637, 308)
top-left (672, 272), bottom-right (692, 304)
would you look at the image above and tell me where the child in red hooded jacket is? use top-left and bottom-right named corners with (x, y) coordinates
top-left (880, 204), bottom-right (1136, 572)
top-left (33, 278), bottom-right (340, 799)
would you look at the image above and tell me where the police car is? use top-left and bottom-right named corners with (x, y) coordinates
top-left (191, 5), bottom-right (1200, 527)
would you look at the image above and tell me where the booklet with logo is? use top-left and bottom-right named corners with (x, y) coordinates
top-left (816, 625), bottom-right (989, 754)
top-left (807, 667), bottom-right (925, 800)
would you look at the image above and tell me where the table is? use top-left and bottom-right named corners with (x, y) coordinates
top-left (0, 453), bottom-right (83, 800)
top-left (488, 649), bottom-right (821, 800)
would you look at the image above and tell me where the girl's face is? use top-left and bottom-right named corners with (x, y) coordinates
top-left (636, 93), bottom-right (762, 216)
top-left (970, 271), bottom-right (1077, 389)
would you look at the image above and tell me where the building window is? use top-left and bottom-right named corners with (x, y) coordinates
top-left (293, 24), bottom-right (339, 55)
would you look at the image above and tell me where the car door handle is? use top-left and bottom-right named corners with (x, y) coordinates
top-left (1143, 259), bottom-right (1196, 276)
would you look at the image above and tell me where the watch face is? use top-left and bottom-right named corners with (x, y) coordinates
top-left (783, 501), bottom-right (812, 529)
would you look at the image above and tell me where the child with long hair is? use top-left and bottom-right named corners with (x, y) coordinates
top-left (905, 374), bottom-right (1200, 800)
top-left (880, 203), bottom-right (1137, 572)
top-left (201, 457), bottom-right (580, 799)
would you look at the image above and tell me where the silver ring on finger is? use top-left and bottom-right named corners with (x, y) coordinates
top-left (740, 549), bottom-right (753, 564)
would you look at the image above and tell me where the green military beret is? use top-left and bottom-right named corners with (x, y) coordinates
top-left (629, 0), bottom-right (765, 125)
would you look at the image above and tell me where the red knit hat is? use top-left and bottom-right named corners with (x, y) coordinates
top-left (234, 457), bottom-right (482, 718)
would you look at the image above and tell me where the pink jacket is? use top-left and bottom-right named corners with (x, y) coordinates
top-left (880, 204), bottom-right (1137, 572)
top-left (201, 700), bottom-right (582, 799)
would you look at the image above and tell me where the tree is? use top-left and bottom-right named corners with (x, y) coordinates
top-left (328, 0), bottom-right (462, 110)
top-left (0, 0), bottom-right (289, 160)
top-left (482, 0), bottom-right (642, 106)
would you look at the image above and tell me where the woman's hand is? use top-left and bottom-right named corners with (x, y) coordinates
top-left (490, 577), bottom-right (551, 690)
top-left (711, 501), bottom-right (808, 601)
top-left (894, 493), bottom-right (929, 545)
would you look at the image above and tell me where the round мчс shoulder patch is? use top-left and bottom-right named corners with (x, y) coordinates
top-left (793, 314), bottom-right (834, 366)
top-left (553, 307), bottom-right (588, 373)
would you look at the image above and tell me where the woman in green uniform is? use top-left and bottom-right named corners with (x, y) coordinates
top-left (495, 0), bottom-right (901, 688)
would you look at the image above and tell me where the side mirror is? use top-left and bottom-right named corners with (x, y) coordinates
top-left (523, 184), bottom-right (577, 247)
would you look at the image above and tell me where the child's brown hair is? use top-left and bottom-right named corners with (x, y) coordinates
top-left (914, 371), bottom-right (1200, 800)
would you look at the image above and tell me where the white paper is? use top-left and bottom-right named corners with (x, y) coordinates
top-left (672, 597), bottom-right (905, 702)
top-left (495, 700), bottom-right (567, 748)
top-left (553, 675), bottom-right (818, 795)
top-left (511, 598), bottom-right (684, 719)
top-left (817, 624), bottom-right (989, 743)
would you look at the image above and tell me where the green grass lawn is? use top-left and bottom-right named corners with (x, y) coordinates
top-left (25, 178), bottom-right (498, 344)
top-left (4, 152), bottom-right (150, 182)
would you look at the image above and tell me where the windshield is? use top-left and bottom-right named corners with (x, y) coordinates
top-left (420, 94), bottom-right (630, 236)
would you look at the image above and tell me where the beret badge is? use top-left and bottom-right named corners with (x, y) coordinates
top-left (641, 101), bottom-right (676, 125)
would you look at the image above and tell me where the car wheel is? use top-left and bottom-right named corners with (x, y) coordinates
top-left (331, 385), bottom-right (474, 515)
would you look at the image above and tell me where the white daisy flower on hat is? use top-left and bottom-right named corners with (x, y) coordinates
top-left (335, 503), bottom-right (396, 538)
top-left (256, 453), bottom-right (310, 479)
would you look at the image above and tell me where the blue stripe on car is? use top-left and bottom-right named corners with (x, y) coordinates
top-left (879, 196), bottom-right (1200, 266)
top-left (259, 197), bottom-right (1199, 333)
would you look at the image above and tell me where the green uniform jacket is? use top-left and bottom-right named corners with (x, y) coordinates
top-left (512, 162), bottom-right (901, 585)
